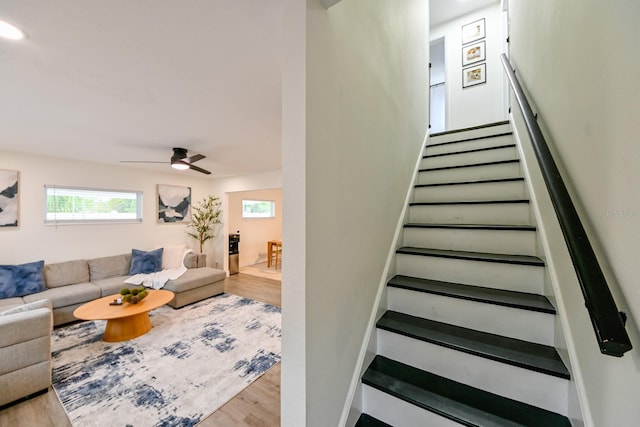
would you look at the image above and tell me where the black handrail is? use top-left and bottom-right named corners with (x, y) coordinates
top-left (500, 54), bottom-right (632, 357)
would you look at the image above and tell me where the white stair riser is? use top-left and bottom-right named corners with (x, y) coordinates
top-left (362, 385), bottom-right (461, 427)
top-left (403, 227), bottom-right (537, 256)
top-left (413, 180), bottom-right (526, 202)
top-left (387, 287), bottom-right (555, 345)
top-left (420, 146), bottom-right (517, 169)
top-left (396, 254), bottom-right (545, 294)
top-left (408, 203), bottom-right (531, 225)
top-left (429, 126), bottom-right (512, 147)
top-left (377, 331), bottom-right (569, 415)
top-left (417, 162), bottom-right (521, 185)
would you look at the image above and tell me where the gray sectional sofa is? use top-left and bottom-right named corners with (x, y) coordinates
top-left (0, 252), bottom-right (226, 326)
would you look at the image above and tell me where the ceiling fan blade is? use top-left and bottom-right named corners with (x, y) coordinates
top-left (188, 163), bottom-right (212, 175)
top-left (120, 161), bottom-right (169, 164)
top-left (185, 154), bottom-right (205, 163)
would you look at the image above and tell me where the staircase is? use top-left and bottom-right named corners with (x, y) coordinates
top-left (355, 122), bottom-right (573, 426)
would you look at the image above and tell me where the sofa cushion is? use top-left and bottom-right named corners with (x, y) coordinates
top-left (23, 283), bottom-right (100, 309)
top-left (0, 299), bottom-right (51, 316)
top-left (0, 260), bottom-right (46, 299)
top-left (129, 248), bottom-right (163, 275)
top-left (92, 276), bottom-right (130, 298)
top-left (163, 268), bottom-right (226, 293)
top-left (45, 259), bottom-right (90, 288)
top-left (88, 254), bottom-right (131, 280)
top-left (0, 297), bottom-right (24, 310)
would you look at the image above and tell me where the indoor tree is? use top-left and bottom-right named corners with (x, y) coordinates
top-left (187, 195), bottom-right (222, 253)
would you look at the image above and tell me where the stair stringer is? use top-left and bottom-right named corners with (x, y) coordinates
top-left (510, 111), bottom-right (590, 426)
top-left (340, 130), bottom-right (430, 427)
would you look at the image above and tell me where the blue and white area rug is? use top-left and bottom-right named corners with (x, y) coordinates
top-left (51, 294), bottom-right (281, 427)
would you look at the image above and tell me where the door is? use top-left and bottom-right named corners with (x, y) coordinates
top-left (429, 37), bottom-right (446, 133)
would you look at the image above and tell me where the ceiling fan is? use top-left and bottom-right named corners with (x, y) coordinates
top-left (120, 147), bottom-right (211, 175)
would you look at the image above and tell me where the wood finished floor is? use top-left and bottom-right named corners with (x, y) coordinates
top-left (0, 273), bottom-right (282, 427)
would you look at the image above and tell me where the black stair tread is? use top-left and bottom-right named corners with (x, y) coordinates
top-left (423, 143), bottom-right (516, 159)
top-left (430, 120), bottom-right (510, 137)
top-left (420, 158), bottom-right (519, 173)
top-left (362, 355), bottom-right (571, 427)
top-left (404, 223), bottom-right (536, 231)
top-left (355, 413), bottom-right (393, 427)
top-left (415, 177), bottom-right (524, 188)
top-left (378, 311), bottom-right (569, 379)
top-left (410, 199), bottom-right (529, 206)
top-left (396, 247), bottom-right (545, 266)
top-left (388, 275), bottom-right (555, 314)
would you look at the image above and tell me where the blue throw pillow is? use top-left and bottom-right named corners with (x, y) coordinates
top-left (0, 260), bottom-right (46, 299)
top-left (129, 248), bottom-right (164, 275)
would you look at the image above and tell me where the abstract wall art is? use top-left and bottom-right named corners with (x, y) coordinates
top-left (157, 184), bottom-right (191, 223)
top-left (0, 170), bottom-right (19, 227)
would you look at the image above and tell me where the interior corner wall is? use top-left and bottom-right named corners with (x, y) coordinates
top-left (430, 2), bottom-right (506, 130)
top-left (0, 151), bottom-right (215, 264)
top-left (301, 0), bottom-right (429, 425)
top-left (227, 188), bottom-right (283, 268)
top-left (508, 1), bottom-right (640, 425)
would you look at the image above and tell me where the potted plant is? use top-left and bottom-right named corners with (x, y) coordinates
top-left (187, 195), bottom-right (222, 253)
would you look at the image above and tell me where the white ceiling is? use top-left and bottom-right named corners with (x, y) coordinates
top-left (0, 1), bottom-right (283, 178)
top-left (430, 0), bottom-right (499, 27)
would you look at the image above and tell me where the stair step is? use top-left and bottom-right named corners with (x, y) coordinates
top-left (414, 177), bottom-right (526, 202)
top-left (420, 145), bottom-right (518, 169)
top-left (420, 159), bottom-right (519, 173)
top-left (426, 133), bottom-right (514, 156)
top-left (396, 247), bottom-right (544, 266)
top-left (378, 311), bottom-right (568, 379)
top-left (430, 120), bottom-right (510, 138)
top-left (388, 275), bottom-right (554, 314)
top-left (362, 355), bottom-right (571, 427)
top-left (417, 160), bottom-right (521, 185)
top-left (403, 223), bottom-right (537, 255)
top-left (408, 200), bottom-right (531, 225)
top-left (396, 248), bottom-right (544, 293)
top-left (355, 413), bottom-right (392, 427)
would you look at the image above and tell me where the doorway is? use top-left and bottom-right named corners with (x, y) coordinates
top-left (430, 37), bottom-right (446, 133)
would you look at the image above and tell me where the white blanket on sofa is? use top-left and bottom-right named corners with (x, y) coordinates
top-left (124, 266), bottom-right (187, 290)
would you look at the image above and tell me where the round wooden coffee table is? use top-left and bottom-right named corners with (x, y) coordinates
top-left (73, 289), bottom-right (174, 342)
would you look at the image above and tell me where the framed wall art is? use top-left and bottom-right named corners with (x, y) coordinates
top-left (462, 18), bottom-right (485, 45)
top-left (462, 63), bottom-right (487, 88)
top-left (157, 184), bottom-right (191, 223)
top-left (462, 40), bottom-right (486, 66)
top-left (0, 169), bottom-right (19, 227)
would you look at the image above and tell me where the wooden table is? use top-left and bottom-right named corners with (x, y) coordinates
top-left (267, 240), bottom-right (282, 268)
top-left (73, 289), bottom-right (174, 342)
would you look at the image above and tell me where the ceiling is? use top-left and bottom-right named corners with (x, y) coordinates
top-left (0, 1), bottom-right (283, 179)
top-left (0, 1), bottom-right (496, 179)
top-left (430, 0), bottom-right (499, 27)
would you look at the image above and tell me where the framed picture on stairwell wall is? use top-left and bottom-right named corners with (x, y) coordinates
top-left (461, 18), bottom-right (485, 45)
top-left (462, 40), bottom-right (485, 67)
top-left (462, 63), bottom-right (486, 88)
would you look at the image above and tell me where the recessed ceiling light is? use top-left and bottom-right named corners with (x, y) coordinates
top-left (0, 19), bottom-right (25, 40)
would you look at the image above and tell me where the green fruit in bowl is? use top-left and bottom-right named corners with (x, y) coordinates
top-left (123, 294), bottom-right (132, 303)
top-left (120, 288), bottom-right (131, 295)
top-left (131, 288), bottom-right (140, 296)
top-left (131, 295), bottom-right (139, 304)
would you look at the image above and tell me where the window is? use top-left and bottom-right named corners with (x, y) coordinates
top-left (45, 186), bottom-right (143, 224)
top-left (242, 199), bottom-right (275, 218)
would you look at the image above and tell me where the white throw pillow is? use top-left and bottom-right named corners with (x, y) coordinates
top-left (158, 244), bottom-right (188, 269)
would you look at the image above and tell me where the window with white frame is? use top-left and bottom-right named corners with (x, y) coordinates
top-left (45, 186), bottom-right (143, 224)
top-left (242, 199), bottom-right (275, 218)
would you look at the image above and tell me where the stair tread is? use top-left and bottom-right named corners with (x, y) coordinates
top-left (378, 311), bottom-right (568, 379)
top-left (420, 158), bottom-right (519, 172)
top-left (430, 120), bottom-right (510, 138)
top-left (415, 177), bottom-right (524, 188)
top-left (410, 199), bottom-right (529, 206)
top-left (396, 247), bottom-right (545, 266)
top-left (388, 275), bottom-right (555, 314)
top-left (423, 143), bottom-right (516, 159)
top-left (355, 413), bottom-right (393, 427)
top-left (363, 355), bottom-right (571, 427)
top-left (404, 223), bottom-right (536, 231)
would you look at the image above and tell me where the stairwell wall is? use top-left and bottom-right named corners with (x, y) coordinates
top-left (508, 0), bottom-right (640, 425)
top-left (281, 0), bottom-right (429, 425)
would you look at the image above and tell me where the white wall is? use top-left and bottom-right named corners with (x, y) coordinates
top-left (0, 151), bottom-right (216, 264)
top-left (227, 188), bottom-right (283, 267)
top-left (431, 2), bottom-right (506, 130)
top-left (508, 0), bottom-right (640, 425)
top-left (281, 0), bottom-right (429, 425)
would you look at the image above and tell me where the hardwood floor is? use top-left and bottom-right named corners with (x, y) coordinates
top-left (0, 273), bottom-right (282, 427)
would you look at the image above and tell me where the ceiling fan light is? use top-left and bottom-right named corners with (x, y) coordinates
top-left (0, 19), bottom-right (25, 40)
top-left (171, 162), bottom-right (189, 171)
